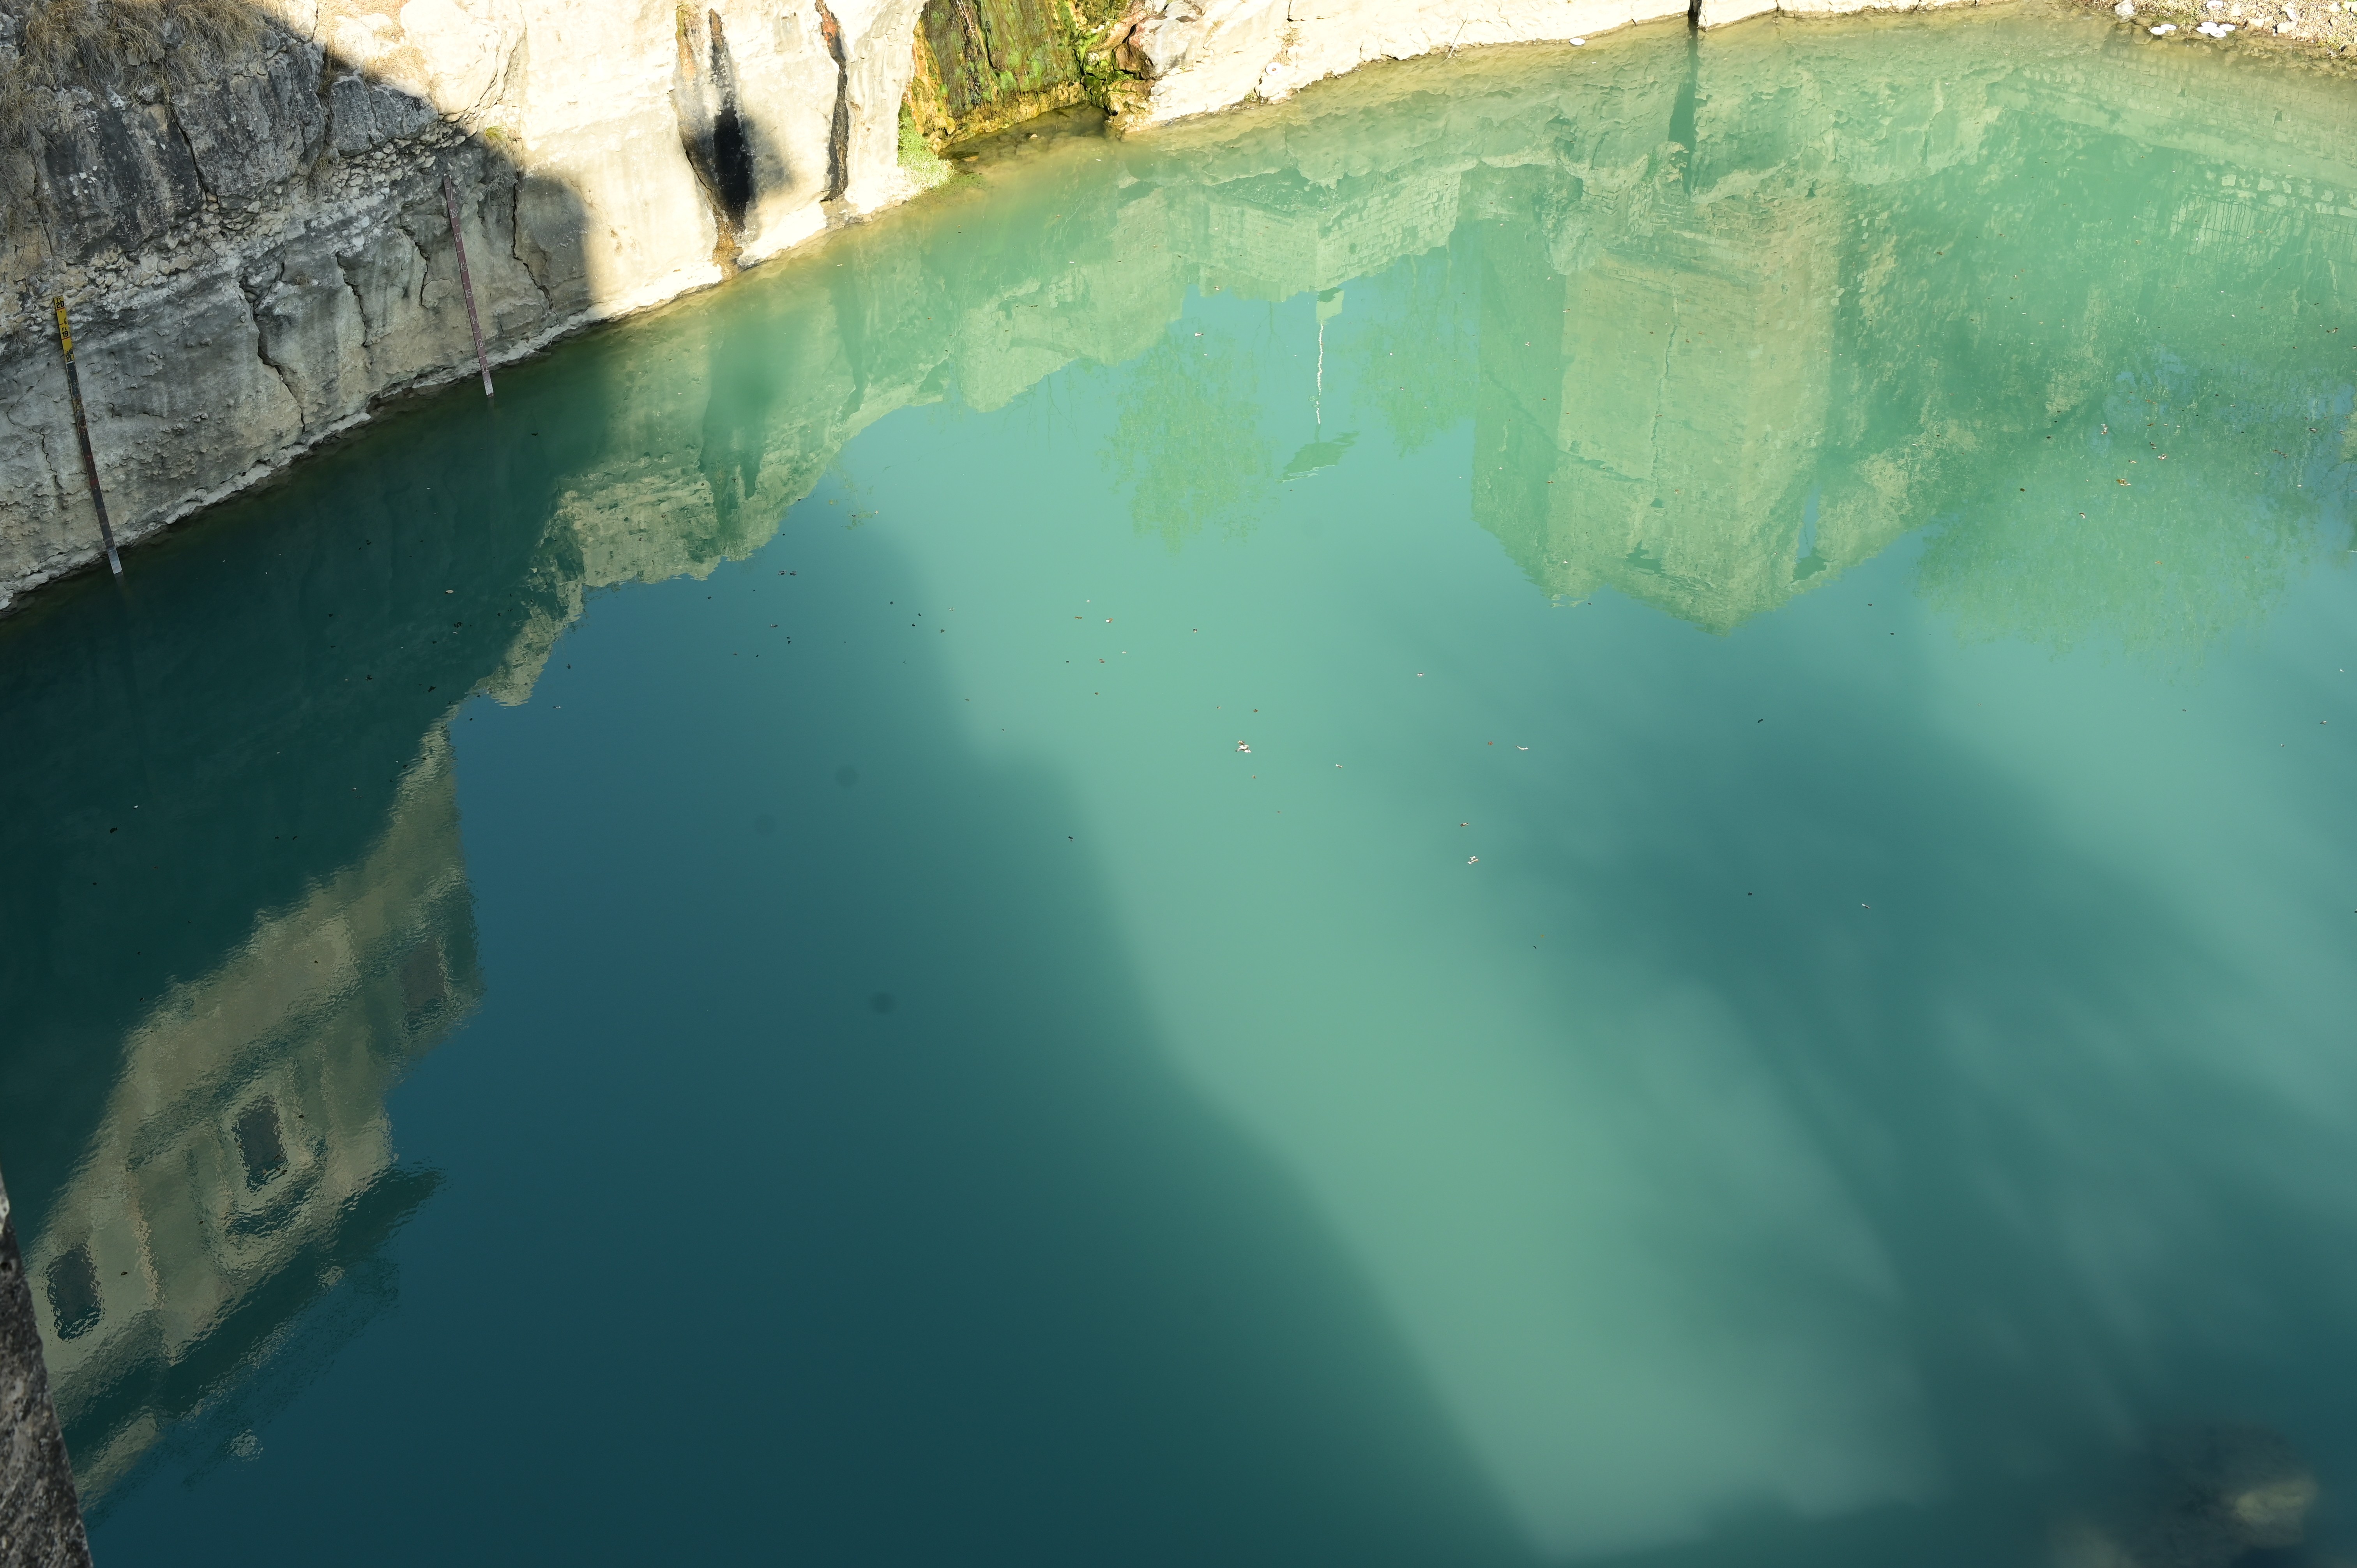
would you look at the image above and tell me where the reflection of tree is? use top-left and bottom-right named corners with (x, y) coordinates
top-left (1917, 367), bottom-right (2356, 666)
top-left (1100, 325), bottom-right (1274, 548)
top-left (1332, 244), bottom-right (1479, 459)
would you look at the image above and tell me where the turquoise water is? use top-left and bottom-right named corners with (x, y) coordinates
top-left (6, 9), bottom-right (2357, 1563)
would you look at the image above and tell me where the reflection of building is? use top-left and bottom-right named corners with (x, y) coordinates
top-left (25, 734), bottom-right (478, 1502)
top-left (1471, 166), bottom-right (1850, 631)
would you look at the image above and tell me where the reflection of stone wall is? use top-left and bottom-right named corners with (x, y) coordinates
top-left (16, 0), bottom-right (2355, 621)
top-left (212, 10), bottom-right (2357, 689)
top-left (1472, 182), bottom-right (1843, 630)
top-left (22, 733), bottom-right (478, 1503)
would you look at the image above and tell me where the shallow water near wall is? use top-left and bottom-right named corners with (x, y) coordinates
top-left (6, 7), bottom-right (2357, 1563)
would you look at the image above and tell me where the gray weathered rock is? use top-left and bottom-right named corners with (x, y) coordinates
top-left (0, 0), bottom-right (930, 614)
top-left (0, 1170), bottom-right (90, 1568)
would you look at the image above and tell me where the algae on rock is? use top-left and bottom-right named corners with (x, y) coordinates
top-left (903, 0), bottom-right (1135, 147)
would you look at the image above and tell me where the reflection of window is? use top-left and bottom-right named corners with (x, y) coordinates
top-left (233, 1100), bottom-right (288, 1189)
top-left (46, 1245), bottom-right (101, 1340)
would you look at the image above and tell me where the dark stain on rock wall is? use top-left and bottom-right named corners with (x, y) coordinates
top-left (817, 0), bottom-right (852, 200)
top-left (673, 8), bottom-right (763, 236)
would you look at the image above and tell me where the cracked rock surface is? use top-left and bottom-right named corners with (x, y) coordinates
top-left (1, 0), bottom-right (926, 613)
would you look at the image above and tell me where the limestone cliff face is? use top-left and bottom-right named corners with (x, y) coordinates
top-left (0, 0), bottom-right (928, 613)
top-left (904, 0), bottom-right (1981, 149)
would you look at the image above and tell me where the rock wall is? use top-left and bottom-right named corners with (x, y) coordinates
top-left (907, 0), bottom-right (1988, 147)
top-left (0, 1169), bottom-right (90, 1568)
top-left (906, 0), bottom-right (1110, 147)
top-left (0, 0), bottom-right (929, 614)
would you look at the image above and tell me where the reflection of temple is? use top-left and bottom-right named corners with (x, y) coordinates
top-left (24, 736), bottom-right (478, 1502)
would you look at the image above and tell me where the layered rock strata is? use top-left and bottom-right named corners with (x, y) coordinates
top-left (0, 0), bottom-right (929, 614)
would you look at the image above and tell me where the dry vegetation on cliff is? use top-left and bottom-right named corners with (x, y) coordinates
top-left (0, 0), bottom-right (258, 197)
top-left (1, 0), bottom-right (256, 112)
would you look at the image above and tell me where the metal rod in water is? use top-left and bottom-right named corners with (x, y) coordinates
top-left (443, 173), bottom-right (494, 399)
top-left (50, 297), bottom-right (122, 578)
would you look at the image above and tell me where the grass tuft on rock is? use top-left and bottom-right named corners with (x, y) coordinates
top-left (0, 0), bottom-right (258, 150)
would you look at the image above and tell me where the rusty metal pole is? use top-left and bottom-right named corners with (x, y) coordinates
top-left (51, 297), bottom-right (122, 578)
top-left (442, 173), bottom-right (494, 399)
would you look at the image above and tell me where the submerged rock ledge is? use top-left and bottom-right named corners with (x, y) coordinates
top-left (0, 0), bottom-right (2332, 612)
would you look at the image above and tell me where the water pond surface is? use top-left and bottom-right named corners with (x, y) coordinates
top-left (5, 8), bottom-right (2357, 1563)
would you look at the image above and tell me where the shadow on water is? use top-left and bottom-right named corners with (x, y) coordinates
top-left (1456, 612), bottom-right (2357, 1565)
